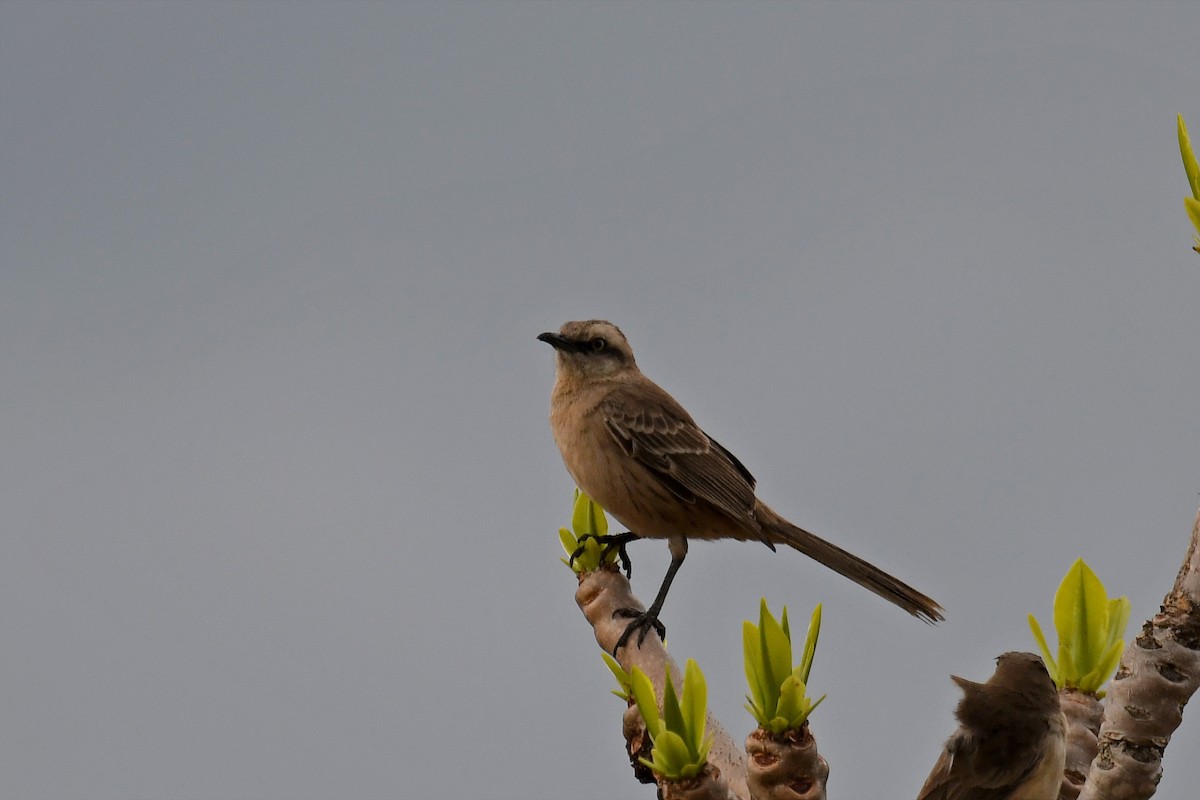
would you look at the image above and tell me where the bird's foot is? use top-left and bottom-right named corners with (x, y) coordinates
top-left (612, 606), bottom-right (666, 653)
top-left (570, 532), bottom-right (637, 578)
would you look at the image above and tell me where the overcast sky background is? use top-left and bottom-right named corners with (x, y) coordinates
top-left (2, 2), bottom-right (1198, 798)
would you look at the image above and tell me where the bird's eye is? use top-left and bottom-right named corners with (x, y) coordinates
top-left (590, 337), bottom-right (607, 352)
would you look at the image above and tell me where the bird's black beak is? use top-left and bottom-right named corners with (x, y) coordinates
top-left (537, 331), bottom-right (574, 351)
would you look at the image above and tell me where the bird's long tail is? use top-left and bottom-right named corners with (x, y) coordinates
top-left (759, 506), bottom-right (944, 623)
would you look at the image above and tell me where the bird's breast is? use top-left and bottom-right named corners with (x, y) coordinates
top-left (548, 382), bottom-right (707, 539)
top-left (1009, 712), bottom-right (1067, 800)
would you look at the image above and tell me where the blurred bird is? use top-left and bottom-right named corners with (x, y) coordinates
top-left (918, 651), bottom-right (1066, 800)
top-left (538, 319), bottom-right (943, 650)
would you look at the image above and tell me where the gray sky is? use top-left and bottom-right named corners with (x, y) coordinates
top-left (2, 2), bottom-right (1197, 798)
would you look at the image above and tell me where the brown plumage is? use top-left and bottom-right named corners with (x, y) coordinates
top-left (918, 652), bottom-right (1066, 800)
top-left (538, 320), bottom-right (943, 649)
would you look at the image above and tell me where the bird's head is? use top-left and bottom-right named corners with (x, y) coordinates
top-left (990, 651), bottom-right (1055, 691)
top-left (952, 651), bottom-right (1061, 732)
top-left (537, 320), bottom-right (637, 379)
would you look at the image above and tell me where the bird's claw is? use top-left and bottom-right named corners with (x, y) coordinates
top-left (569, 532), bottom-right (636, 578)
top-left (612, 606), bottom-right (666, 653)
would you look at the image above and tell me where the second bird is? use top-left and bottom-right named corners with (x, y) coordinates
top-left (539, 320), bottom-right (943, 650)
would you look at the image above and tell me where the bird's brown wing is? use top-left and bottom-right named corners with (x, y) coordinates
top-left (598, 382), bottom-right (768, 544)
top-left (917, 726), bottom-right (1046, 800)
top-left (918, 729), bottom-right (975, 800)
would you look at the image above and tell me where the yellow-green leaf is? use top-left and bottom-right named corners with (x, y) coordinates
top-left (1054, 558), bottom-right (1107, 677)
top-left (681, 659), bottom-right (708, 755)
top-left (761, 604), bottom-right (792, 709)
top-left (1028, 613), bottom-right (1059, 684)
top-left (775, 675), bottom-right (810, 726)
top-left (743, 620), bottom-right (769, 713)
top-left (558, 528), bottom-right (581, 572)
top-left (652, 729), bottom-right (691, 778)
top-left (1186, 197), bottom-right (1200, 237)
top-left (662, 668), bottom-right (684, 741)
top-left (1180, 115), bottom-right (1200, 201)
top-left (630, 667), bottom-right (661, 737)
top-left (695, 734), bottom-right (712, 770)
top-left (1082, 638), bottom-right (1125, 694)
top-left (798, 604), bottom-right (821, 684)
top-left (1105, 596), bottom-right (1131, 651)
top-left (601, 652), bottom-right (631, 698)
top-left (1058, 644), bottom-right (1076, 686)
top-left (572, 490), bottom-right (608, 538)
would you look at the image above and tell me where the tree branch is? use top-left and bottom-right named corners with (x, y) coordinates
top-left (574, 567), bottom-right (831, 799)
top-left (570, 508), bottom-right (1200, 798)
top-left (576, 567), bottom-right (748, 799)
top-left (1078, 506), bottom-right (1200, 799)
top-left (1058, 688), bottom-right (1103, 799)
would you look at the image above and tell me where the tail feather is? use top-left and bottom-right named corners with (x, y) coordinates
top-left (761, 509), bottom-right (944, 623)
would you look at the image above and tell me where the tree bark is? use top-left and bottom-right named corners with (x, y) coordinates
top-left (745, 726), bottom-right (828, 800)
top-left (1057, 689), bottom-right (1103, 799)
top-left (1078, 507), bottom-right (1200, 800)
top-left (576, 566), bottom-right (748, 800)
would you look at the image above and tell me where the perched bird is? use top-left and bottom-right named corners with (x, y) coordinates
top-left (918, 651), bottom-right (1067, 800)
top-left (538, 319), bottom-right (943, 650)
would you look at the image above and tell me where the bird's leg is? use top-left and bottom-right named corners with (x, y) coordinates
top-left (570, 531), bottom-right (638, 578)
top-left (612, 537), bottom-right (687, 653)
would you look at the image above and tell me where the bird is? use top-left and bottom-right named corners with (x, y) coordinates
top-left (537, 319), bottom-right (943, 651)
top-left (917, 652), bottom-right (1067, 800)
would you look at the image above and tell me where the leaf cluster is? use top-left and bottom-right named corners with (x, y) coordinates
top-left (629, 660), bottom-right (712, 781)
top-left (743, 600), bottom-right (825, 734)
top-left (557, 489), bottom-right (618, 574)
top-left (1029, 558), bottom-right (1130, 696)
